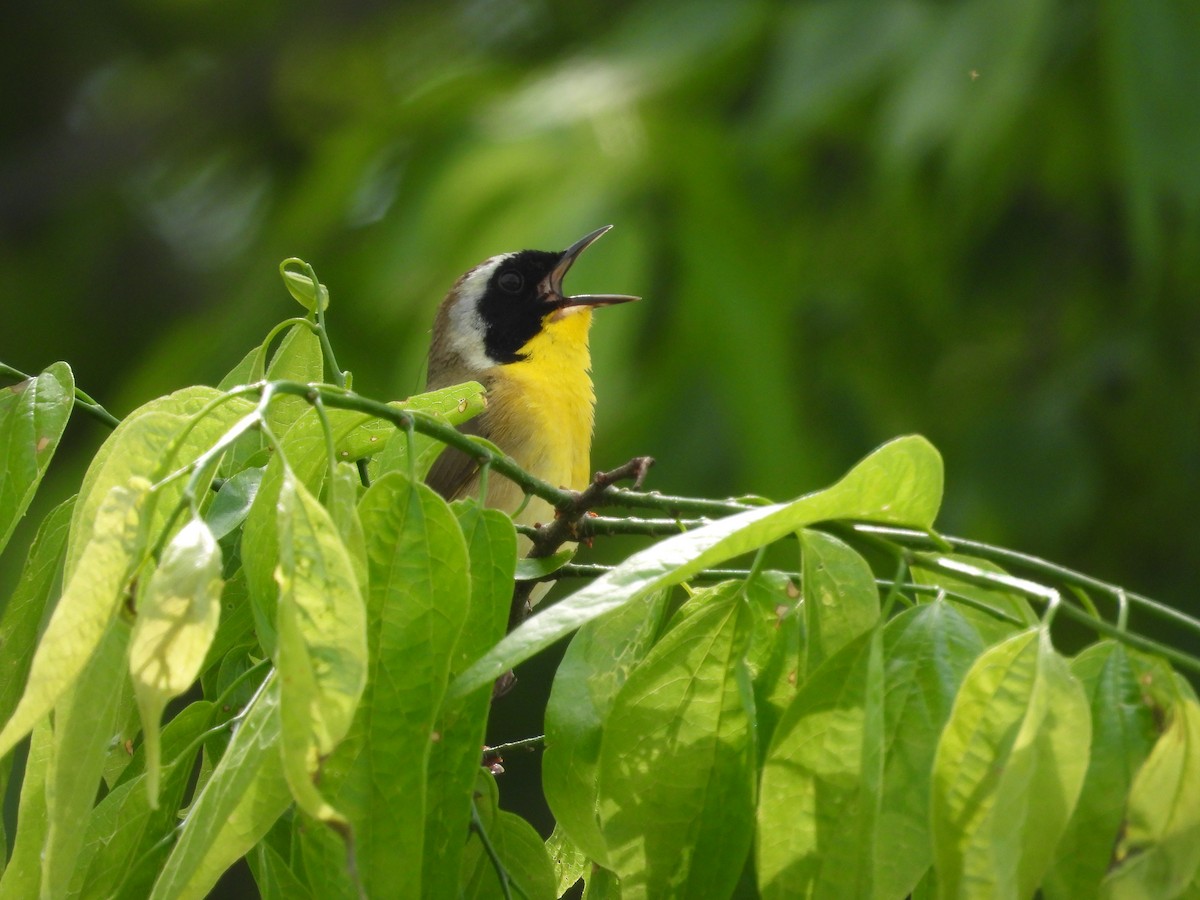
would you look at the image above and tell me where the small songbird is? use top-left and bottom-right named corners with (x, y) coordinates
top-left (424, 225), bottom-right (637, 528)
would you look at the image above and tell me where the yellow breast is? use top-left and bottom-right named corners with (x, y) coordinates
top-left (483, 308), bottom-right (595, 525)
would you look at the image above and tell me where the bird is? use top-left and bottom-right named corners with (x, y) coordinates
top-left (424, 225), bottom-right (638, 530)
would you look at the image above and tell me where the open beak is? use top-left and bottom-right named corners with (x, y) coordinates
top-left (541, 225), bottom-right (640, 311)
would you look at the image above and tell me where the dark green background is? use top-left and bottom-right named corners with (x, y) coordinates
top-left (3, 0), bottom-right (1199, 885)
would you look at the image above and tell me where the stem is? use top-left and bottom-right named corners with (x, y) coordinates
top-left (470, 802), bottom-right (528, 900)
top-left (486, 735), bottom-right (545, 755)
top-left (1, 362), bottom-right (121, 428)
top-left (847, 524), bottom-right (1200, 638)
top-left (304, 261), bottom-right (349, 389)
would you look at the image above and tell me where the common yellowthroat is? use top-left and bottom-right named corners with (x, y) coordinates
top-left (425, 225), bottom-right (637, 527)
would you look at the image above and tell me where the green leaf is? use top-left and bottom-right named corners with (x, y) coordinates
top-left (205, 466), bottom-right (265, 540)
top-left (295, 817), bottom-right (359, 900)
top-left (742, 571), bottom-right (804, 755)
top-left (0, 498), bottom-right (74, 729)
top-left (582, 865), bottom-right (622, 899)
top-left (128, 517), bottom-right (222, 806)
top-left (216, 344), bottom-right (261, 391)
top-left (452, 434), bottom-right (943, 697)
top-left (68, 702), bottom-right (213, 900)
top-left (0, 718), bottom-right (52, 899)
top-left (248, 838), bottom-right (315, 900)
top-left (0, 497), bottom-right (73, 868)
top-left (799, 528), bottom-right (880, 675)
top-left (242, 404), bottom-right (409, 652)
top-left (325, 471), bottom-right (471, 898)
top-left (327, 462), bottom-right (367, 593)
top-left (199, 570), bottom-right (256, 678)
top-left (874, 600), bottom-right (984, 899)
top-left (150, 675), bottom-right (291, 900)
top-left (422, 501), bottom-right (517, 900)
top-left (42, 619), bottom-right (133, 900)
top-left (460, 771), bottom-right (557, 900)
top-left (1042, 643), bottom-right (1166, 898)
top-left (68, 386), bottom-right (254, 577)
top-left (1101, 696), bottom-right (1200, 899)
top-left (263, 324), bottom-right (324, 439)
top-left (0, 361), bottom-right (73, 554)
top-left (598, 588), bottom-right (755, 899)
top-left (546, 825), bottom-right (589, 897)
top-left (275, 470), bottom-right (367, 823)
top-left (514, 546), bottom-right (576, 581)
top-left (371, 382), bottom-right (488, 481)
top-left (279, 259), bottom-right (330, 313)
top-left (756, 628), bottom-right (885, 899)
top-left (544, 588), bottom-right (669, 865)
top-left (909, 554), bottom-right (1038, 643)
top-left (931, 628), bottom-right (1091, 899)
top-left (0, 479), bottom-right (149, 760)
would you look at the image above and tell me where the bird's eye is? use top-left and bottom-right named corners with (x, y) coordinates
top-left (497, 270), bottom-right (523, 293)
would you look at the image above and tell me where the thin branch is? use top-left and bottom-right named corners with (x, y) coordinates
top-left (1, 362), bottom-right (120, 428)
top-left (506, 457), bottom-right (656, 629)
top-left (470, 801), bottom-right (529, 900)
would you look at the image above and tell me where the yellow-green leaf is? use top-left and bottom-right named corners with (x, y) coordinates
top-left (128, 517), bottom-right (223, 807)
top-left (1101, 696), bottom-right (1200, 899)
top-left (0, 479), bottom-right (149, 760)
top-left (275, 470), bottom-right (367, 823)
top-left (452, 434), bottom-right (942, 698)
top-left (931, 628), bottom-right (1091, 899)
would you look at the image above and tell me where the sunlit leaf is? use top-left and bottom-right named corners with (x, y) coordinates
top-left (149, 675), bottom-right (290, 900)
top-left (206, 465), bottom-right (265, 540)
top-left (422, 501), bottom-right (517, 900)
top-left (1101, 696), bottom-right (1200, 899)
top-left (0, 361), bottom-right (73, 554)
top-left (800, 527), bottom-right (880, 674)
top-left (874, 599), bottom-right (984, 899)
top-left (742, 571), bottom-right (804, 753)
top-left (452, 434), bottom-right (943, 697)
top-left (322, 471), bottom-right (470, 898)
top-left (275, 469), bottom-right (367, 824)
top-left (129, 517), bottom-right (223, 806)
top-left (1042, 642), bottom-right (1166, 899)
top-left (910, 554), bottom-right (1038, 644)
top-left (262, 324), bottom-right (323, 439)
top-left (43, 620), bottom-right (132, 899)
top-left (67, 702), bottom-right (213, 900)
top-left (598, 587), bottom-right (755, 898)
top-left (546, 825), bottom-right (589, 898)
top-left (0, 478), bottom-right (148, 760)
top-left (241, 398), bottom-right (463, 651)
top-left (931, 628), bottom-right (1091, 899)
top-left (371, 382), bottom-right (487, 482)
top-left (544, 587), bottom-right (669, 865)
top-left (0, 718), bottom-right (52, 898)
top-left (757, 629), bottom-right (885, 898)
top-left (68, 386), bottom-right (254, 577)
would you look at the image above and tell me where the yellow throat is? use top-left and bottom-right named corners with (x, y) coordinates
top-left (484, 307), bottom-right (595, 524)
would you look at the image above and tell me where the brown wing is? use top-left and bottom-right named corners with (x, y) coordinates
top-left (425, 413), bottom-right (487, 501)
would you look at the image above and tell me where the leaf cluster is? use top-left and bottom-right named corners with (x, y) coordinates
top-left (1, 269), bottom-right (1199, 899)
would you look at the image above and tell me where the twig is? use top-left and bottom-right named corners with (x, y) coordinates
top-left (506, 457), bottom-right (656, 630)
top-left (486, 735), bottom-right (545, 755)
top-left (1, 362), bottom-right (120, 429)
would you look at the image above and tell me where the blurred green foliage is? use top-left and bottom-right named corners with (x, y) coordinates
top-left (3, 0), bottom-right (1198, 622)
